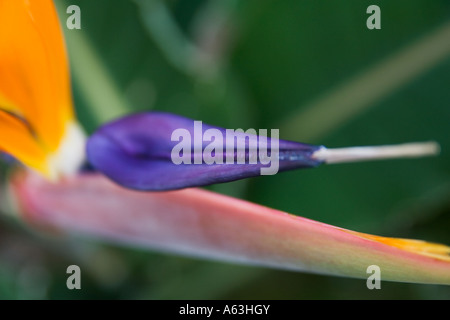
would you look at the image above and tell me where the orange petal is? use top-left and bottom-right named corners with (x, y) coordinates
top-left (0, 111), bottom-right (49, 174)
top-left (0, 0), bottom-right (84, 178)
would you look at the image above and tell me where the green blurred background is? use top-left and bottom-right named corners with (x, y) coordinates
top-left (1, 0), bottom-right (449, 299)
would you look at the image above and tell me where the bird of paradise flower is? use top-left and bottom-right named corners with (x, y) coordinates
top-left (1, 0), bottom-right (449, 287)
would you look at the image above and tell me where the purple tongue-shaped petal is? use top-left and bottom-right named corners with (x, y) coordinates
top-left (86, 112), bottom-right (322, 191)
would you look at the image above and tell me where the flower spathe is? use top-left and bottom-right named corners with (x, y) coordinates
top-left (0, 0), bottom-right (85, 179)
top-left (10, 171), bottom-right (450, 285)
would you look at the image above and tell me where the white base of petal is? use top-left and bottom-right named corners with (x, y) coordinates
top-left (46, 121), bottom-right (86, 180)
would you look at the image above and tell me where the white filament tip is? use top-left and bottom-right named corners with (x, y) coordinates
top-left (312, 141), bottom-right (440, 164)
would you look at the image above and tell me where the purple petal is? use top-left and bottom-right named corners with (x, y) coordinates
top-left (86, 112), bottom-right (322, 191)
